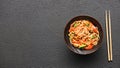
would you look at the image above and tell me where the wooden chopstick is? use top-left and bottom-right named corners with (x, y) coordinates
top-left (105, 10), bottom-right (113, 62)
top-left (105, 10), bottom-right (111, 61)
top-left (108, 10), bottom-right (113, 61)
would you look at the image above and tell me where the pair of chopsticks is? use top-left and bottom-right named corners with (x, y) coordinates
top-left (105, 10), bottom-right (113, 62)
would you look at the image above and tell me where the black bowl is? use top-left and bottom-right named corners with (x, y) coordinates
top-left (64, 15), bottom-right (103, 55)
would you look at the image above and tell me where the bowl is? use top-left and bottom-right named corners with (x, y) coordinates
top-left (64, 15), bottom-right (103, 55)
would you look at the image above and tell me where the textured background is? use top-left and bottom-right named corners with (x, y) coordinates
top-left (0, 0), bottom-right (120, 68)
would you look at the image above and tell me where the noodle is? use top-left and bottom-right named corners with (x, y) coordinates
top-left (68, 20), bottom-right (100, 50)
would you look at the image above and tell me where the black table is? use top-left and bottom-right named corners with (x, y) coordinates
top-left (0, 0), bottom-right (120, 68)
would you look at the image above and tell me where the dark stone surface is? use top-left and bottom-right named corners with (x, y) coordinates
top-left (0, 0), bottom-right (120, 68)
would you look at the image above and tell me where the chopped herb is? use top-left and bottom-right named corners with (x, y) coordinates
top-left (73, 22), bottom-right (80, 28)
top-left (86, 23), bottom-right (90, 27)
top-left (73, 24), bottom-right (78, 27)
top-left (91, 35), bottom-right (96, 39)
top-left (79, 44), bottom-right (87, 49)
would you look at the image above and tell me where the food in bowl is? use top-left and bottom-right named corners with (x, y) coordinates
top-left (68, 20), bottom-right (100, 50)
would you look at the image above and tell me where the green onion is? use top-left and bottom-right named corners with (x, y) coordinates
top-left (91, 35), bottom-right (96, 39)
top-left (86, 23), bottom-right (90, 27)
top-left (73, 23), bottom-right (80, 27)
top-left (79, 44), bottom-right (87, 48)
top-left (74, 24), bottom-right (78, 27)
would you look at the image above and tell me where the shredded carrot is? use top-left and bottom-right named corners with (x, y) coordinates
top-left (85, 44), bottom-right (93, 50)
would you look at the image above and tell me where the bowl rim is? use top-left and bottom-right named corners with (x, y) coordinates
top-left (64, 15), bottom-right (103, 55)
